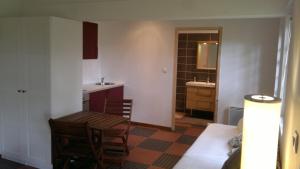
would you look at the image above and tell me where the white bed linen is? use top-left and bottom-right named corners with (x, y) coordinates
top-left (173, 123), bottom-right (240, 169)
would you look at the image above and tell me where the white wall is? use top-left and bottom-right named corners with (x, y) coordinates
top-left (0, 0), bottom-right (22, 16)
top-left (100, 21), bottom-right (175, 127)
top-left (22, 0), bottom-right (288, 20)
top-left (50, 17), bottom-right (83, 119)
top-left (83, 59), bottom-right (101, 84)
top-left (100, 18), bottom-right (280, 127)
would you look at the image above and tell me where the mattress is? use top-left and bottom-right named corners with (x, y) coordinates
top-left (173, 123), bottom-right (239, 169)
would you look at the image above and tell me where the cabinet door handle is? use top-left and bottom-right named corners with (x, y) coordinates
top-left (17, 90), bottom-right (27, 93)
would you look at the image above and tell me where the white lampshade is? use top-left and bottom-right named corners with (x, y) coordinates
top-left (241, 95), bottom-right (281, 169)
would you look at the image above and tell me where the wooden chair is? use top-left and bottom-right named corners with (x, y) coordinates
top-left (102, 99), bottom-right (133, 166)
top-left (49, 119), bottom-right (103, 169)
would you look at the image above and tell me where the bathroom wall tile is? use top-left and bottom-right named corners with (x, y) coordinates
top-left (187, 49), bottom-right (197, 57)
top-left (178, 41), bottom-right (187, 48)
top-left (176, 86), bottom-right (185, 94)
top-left (196, 69), bottom-right (209, 74)
top-left (176, 32), bottom-right (219, 114)
top-left (176, 100), bottom-right (184, 107)
top-left (209, 74), bottom-right (216, 82)
top-left (177, 49), bottom-right (187, 56)
top-left (208, 69), bottom-right (217, 74)
top-left (186, 57), bottom-right (196, 64)
top-left (178, 34), bottom-right (188, 41)
top-left (177, 64), bottom-right (186, 72)
top-left (195, 73), bottom-right (208, 81)
top-left (188, 33), bottom-right (210, 41)
top-left (186, 64), bottom-right (196, 72)
top-left (187, 41), bottom-right (198, 49)
top-left (177, 57), bottom-right (186, 64)
top-left (176, 79), bottom-right (186, 87)
top-left (176, 105), bottom-right (185, 112)
top-left (186, 72), bottom-right (195, 80)
top-left (176, 93), bottom-right (185, 100)
top-left (177, 72), bottom-right (185, 79)
top-left (176, 99), bottom-right (185, 105)
top-left (210, 33), bottom-right (219, 41)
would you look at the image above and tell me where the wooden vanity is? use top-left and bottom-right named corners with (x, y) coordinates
top-left (186, 82), bottom-right (216, 112)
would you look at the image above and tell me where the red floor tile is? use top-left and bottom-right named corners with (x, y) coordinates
top-left (165, 143), bottom-right (190, 155)
top-left (113, 123), bottom-right (129, 129)
top-left (126, 147), bottom-right (162, 165)
top-left (150, 130), bottom-right (181, 142)
top-left (184, 127), bottom-right (205, 137)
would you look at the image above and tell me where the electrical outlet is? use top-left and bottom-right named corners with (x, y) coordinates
top-left (292, 130), bottom-right (299, 153)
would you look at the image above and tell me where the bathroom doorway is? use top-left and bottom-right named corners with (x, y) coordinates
top-left (172, 28), bottom-right (222, 128)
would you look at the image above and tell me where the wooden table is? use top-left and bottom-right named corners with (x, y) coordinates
top-left (51, 111), bottom-right (128, 164)
top-left (55, 111), bottom-right (127, 130)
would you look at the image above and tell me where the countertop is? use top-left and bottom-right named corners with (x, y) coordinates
top-left (82, 82), bottom-right (124, 94)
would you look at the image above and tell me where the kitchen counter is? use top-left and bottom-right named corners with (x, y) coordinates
top-left (83, 82), bottom-right (124, 94)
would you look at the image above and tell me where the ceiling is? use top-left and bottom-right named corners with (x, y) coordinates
top-left (1, 0), bottom-right (291, 20)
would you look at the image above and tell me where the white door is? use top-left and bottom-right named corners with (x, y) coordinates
top-left (21, 17), bottom-right (51, 167)
top-left (0, 18), bottom-right (29, 164)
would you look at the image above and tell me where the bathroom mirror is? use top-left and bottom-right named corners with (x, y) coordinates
top-left (196, 41), bottom-right (218, 70)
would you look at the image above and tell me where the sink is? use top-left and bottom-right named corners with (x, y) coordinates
top-left (95, 82), bottom-right (115, 86)
top-left (186, 81), bottom-right (215, 88)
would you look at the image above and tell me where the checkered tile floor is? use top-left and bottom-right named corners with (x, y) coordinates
top-left (0, 123), bottom-right (205, 169)
top-left (106, 123), bottom-right (206, 169)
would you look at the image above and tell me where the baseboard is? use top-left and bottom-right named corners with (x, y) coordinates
top-left (131, 121), bottom-right (172, 131)
top-left (2, 152), bottom-right (27, 165)
top-left (27, 156), bottom-right (52, 169)
top-left (2, 152), bottom-right (52, 169)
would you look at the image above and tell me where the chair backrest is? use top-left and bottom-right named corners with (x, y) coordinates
top-left (104, 99), bottom-right (133, 120)
top-left (49, 119), bottom-right (96, 158)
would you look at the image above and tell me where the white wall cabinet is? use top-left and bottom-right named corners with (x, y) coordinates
top-left (0, 17), bottom-right (82, 169)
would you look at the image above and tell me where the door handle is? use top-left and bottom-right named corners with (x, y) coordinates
top-left (17, 90), bottom-right (27, 93)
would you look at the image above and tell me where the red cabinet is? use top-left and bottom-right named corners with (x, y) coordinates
top-left (107, 86), bottom-right (124, 100)
top-left (83, 21), bottom-right (98, 59)
top-left (89, 90), bottom-right (106, 113)
top-left (89, 86), bottom-right (124, 113)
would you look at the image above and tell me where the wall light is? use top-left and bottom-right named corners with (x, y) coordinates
top-left (241, 94), bottom-right (281, 169)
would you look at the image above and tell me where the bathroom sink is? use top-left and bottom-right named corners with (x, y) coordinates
top-left (186, 81), bottom-right (215, 88)
top-left (95, 82), bottom-right (115, 86)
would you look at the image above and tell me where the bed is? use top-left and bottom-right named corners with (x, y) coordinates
top-left (173, 123), bottom-right (240, 169)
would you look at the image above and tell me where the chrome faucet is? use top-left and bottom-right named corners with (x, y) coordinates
top-left (100, 77), bottom-right (104, 85)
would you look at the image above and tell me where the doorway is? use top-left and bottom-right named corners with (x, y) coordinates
top-left (172, 28), bottom-right (222, 128)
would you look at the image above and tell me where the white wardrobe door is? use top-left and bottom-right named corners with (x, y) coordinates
top-left (21, 17), bottom-right (52, 168)
top-left (0, 18), bottom-right (28, 164)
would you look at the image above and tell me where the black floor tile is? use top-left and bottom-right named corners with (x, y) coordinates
top-left (130, 127), bottom-right (157, 137)
top-left (174, 126), bottom-right (187, 133)
top-left (138, 139), bottom-right (172, 152)
top-left (153, 153), bottom-right (181, 169)
top-left (176, 135), bottom-right (197, 145)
